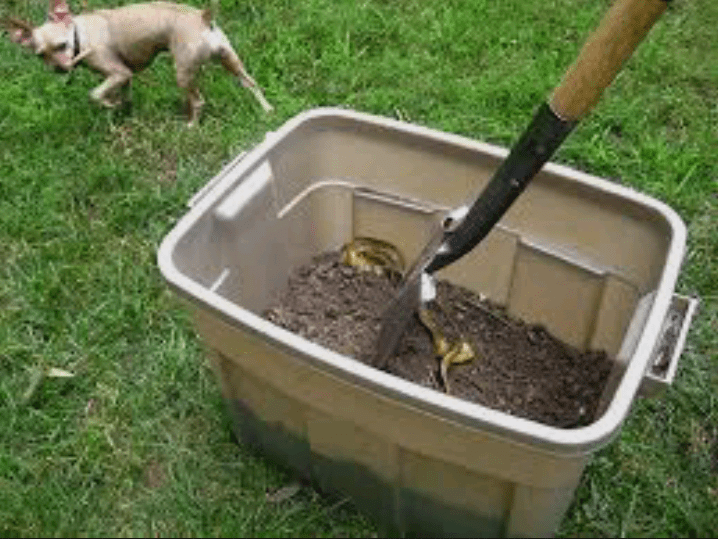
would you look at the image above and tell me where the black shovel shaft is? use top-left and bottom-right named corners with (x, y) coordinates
top-left (425, 0), bottom-right (671, 274)
top-left (425, 103), bottom-right (575, 274)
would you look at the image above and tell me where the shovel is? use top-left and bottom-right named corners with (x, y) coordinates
top-left (375, 0), bottom-right (673, 366)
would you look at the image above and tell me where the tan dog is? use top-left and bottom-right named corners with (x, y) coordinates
top-left (5, 0), bottom-right (274, 124)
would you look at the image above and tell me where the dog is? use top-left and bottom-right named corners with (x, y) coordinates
top-left (4, 0), bottom-right (274, 124)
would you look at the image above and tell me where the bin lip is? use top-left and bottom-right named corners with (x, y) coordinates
top-left (158, 107), bottom-right (688, 457)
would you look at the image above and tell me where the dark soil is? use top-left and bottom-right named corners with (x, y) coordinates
top-left (264, 250), bottom-right (614, 429)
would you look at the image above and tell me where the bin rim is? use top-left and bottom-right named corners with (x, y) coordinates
top-left (158, 107), bottom-right (687, 457)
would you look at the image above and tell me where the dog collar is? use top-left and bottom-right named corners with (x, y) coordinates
top-left (63, 22), bottom-right (81, 63)
top-left (72, 24), bottom-right (80, 60)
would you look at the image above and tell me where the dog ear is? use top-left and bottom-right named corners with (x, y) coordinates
top-left (49, 0), bottom-right (73, 26)
top-left (4, 17), bottom-right (35, 48)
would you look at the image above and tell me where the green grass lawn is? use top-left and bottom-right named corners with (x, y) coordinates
top-left (1, 0), bottom-right (716, 536)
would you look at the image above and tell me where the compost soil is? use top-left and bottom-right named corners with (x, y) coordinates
top-left (264, 250), bottom-right (613, 428)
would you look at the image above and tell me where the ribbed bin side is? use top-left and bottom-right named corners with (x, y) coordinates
top-left (198, 309), bottom-right (589, 538)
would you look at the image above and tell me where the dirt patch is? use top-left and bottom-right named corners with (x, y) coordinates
top-left (264, 250), bottom-right (614, 429)
top-left (157, 150), bottom-right (178, 184)
top-left (144, 459), bottom-right (167, 490)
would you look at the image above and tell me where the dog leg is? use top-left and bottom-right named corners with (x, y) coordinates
top-left (70, 48), bottom-right (93, 68)
top-left (176, 68), bottom-right (205, 126)
top-left (215, 37), bottom-right (273, 113)
top-left (184, 86), bottom-right (205, 127)
top-left (89, 69), bottom-right (132, 109)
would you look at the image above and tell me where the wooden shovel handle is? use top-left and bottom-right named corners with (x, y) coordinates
top-left (549, 0), bottom-right (670, 121)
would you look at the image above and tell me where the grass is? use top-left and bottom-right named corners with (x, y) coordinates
top-left (0, 0), bottom-right (716, 536)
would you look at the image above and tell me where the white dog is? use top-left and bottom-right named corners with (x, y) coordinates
top-left (5, 0), bottom-right (274, 124)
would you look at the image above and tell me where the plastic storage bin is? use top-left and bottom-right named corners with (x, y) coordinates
top-left (158, 108), bottom-right (696, 537)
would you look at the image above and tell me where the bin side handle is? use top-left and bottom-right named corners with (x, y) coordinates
top-left (640, 294), bottom-right (699, 397)
top-left (213, 161), bottom-right (274, 223)
top-left (187, 131), bottom-right (279, 209)
top-left (187, 151), bottom-right (248, 209)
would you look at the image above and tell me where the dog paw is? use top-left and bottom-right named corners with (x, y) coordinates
top-left (101, 99), bottom-right (122, 109)
top-left (91, 96), bottom-right (122, 109)
top-left (90, 90), bottom-right (123, 109)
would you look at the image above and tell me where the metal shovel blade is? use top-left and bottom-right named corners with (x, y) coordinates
top-left (374, 224), bottom-right (445, 366)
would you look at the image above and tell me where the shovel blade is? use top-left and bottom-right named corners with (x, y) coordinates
top-left (374, 275), bottom-right (421, 367)
top-left (374, 219), bottom-right (447, 366)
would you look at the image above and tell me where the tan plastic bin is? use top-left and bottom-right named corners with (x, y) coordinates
top-left (158, 108), bottom-right (696, 537)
